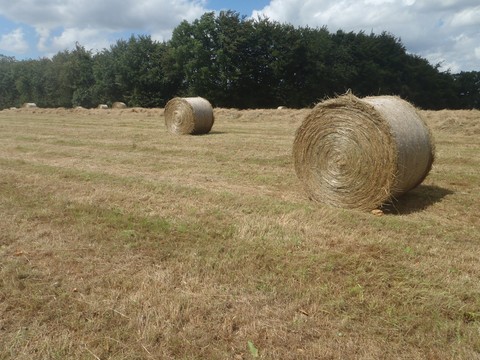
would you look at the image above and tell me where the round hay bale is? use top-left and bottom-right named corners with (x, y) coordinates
top-left (97, 104), bottom-right (108, 109)
top-left (112, 101), bottom-right (127, 109)
top-left (22, 102), bottom-right (37, 108)
top-left (293, 94), bottom-right (435, 210)
top-left (164, 97), bottom-right (214, 135)
top-left (277, 106), bottom-right (287, 110)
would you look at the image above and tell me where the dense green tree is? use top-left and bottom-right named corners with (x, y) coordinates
top-left (35, 44), bottom-right (96, 108)
top-left (0, 55), bottom-right (19, 108)
top-left (453, 71), bottom-right (480, 109)
top-left (70, 44), bottom-right (95, 107)
top-left (46, 51), bottom-right (74, 107)
top-left (168, 13), bottom-right (220, 101)
top-left (211, 11), bottom-right (254, 107)
top-left (12, 58), bottom-right (51, 107)
top-left (112, 35), bottom-right (168, 106)
top-left (91, 49), bottom-right (119, 106)
top-left (399, 56), bottom-right (457, 109)
top-left (92, 35), bottom-right (169, 107)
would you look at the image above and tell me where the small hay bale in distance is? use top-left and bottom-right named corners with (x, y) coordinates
top-left (22, 102), bottom-right (37, 108)
top-left (164, 97), bottom-right (214, 135)
top-left (293, 94), bottom-right (435, 211)
top-left (112, 101), bottom-right (127, 109)
top-left (97, 104), bottom-right (108, 109)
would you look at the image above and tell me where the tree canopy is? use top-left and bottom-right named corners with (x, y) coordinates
top-left (0, 11), bottom-right (478, 110)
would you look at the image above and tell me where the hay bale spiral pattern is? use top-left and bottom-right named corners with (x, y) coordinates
top-left (293, 95), bottom-right (435, 210)
top-left (164, 97), bottom-right (214, 135)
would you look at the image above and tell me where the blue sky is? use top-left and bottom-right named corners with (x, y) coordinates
top-left (0, 0), bottom-right (479, 72)
top-left (206, 0), bottom-right (270, 17)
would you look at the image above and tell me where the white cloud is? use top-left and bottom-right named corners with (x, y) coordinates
top-left (36, 27), bottom-right (51, 53)
top-left (450, 5), bottom-right (480, 27)
top-left (0, 0), bottom-right (207, 55)
top-left (0, 28), bottom-right (29, 53)
top-left (0, 0), bottom-right (206, 30)
top-left (47, 27), bottom-right (113, 56)
top-left (252, 0), bottom-right (480, 71)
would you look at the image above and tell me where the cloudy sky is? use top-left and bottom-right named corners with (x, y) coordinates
top-left (0, 0), bottom-right (478, 73)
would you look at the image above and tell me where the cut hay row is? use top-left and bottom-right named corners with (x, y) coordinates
top-left (293, 94), bottom-right (435, 211)
top-left (164, 97), bottom-right (214, 135)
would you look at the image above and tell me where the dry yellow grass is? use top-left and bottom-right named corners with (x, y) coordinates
top-left (0, 106), bottom-right (479, 359)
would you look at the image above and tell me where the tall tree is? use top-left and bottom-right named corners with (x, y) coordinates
top-left (93, 35), bottom-right (169, 107)
top-left (168, 13), bottom-right (220, 101)
top-left (12, 59), bottom-right (50, 107)
top-left (453, 71), bottom-right (480, 109)
top-left (92, 48), bottom-right (120, 106)
top-left (0, 55), bottom-right (18, 109)
top-left (70, 44), bottom-right (95, 107)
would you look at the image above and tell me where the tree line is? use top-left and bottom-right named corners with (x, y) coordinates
top-left (1, 11), bottom-right (479, 110)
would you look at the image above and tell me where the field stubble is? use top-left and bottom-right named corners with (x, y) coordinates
top-left (0, 106), bottom-right (479, 359)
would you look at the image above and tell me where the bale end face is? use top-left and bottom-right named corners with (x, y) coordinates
top-left (164, 97), bottom-right (214, 135)
top-left (293, 94), bottom-right (435, 210)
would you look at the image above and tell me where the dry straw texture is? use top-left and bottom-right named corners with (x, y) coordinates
top-left (293, 94), bottom-right (435, 210)
top-left (164, 97), bottom-right (214, 135)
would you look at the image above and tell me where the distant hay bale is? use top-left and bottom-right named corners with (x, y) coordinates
top-left (164, 97), bottom-right (214, 135)
top-left (97, 104), bottom-right (108, 109)
top-left (112, 102), bottom-right (127, 109)
top-left (22, 103), bottom-right (37, 108)
top-left (293, 94), bottom-right (435, 210)
top-left (277, 106), bottom-right (287, 110)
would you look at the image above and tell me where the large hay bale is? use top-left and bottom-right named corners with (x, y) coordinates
top-left (22, 102), bottom-right (37, 108)
top-left (112, 101), bottom-right (127, 109)
top-left (164, 97), bottom-right (214, 135)
top-left (293, 94), bottom-right (435, 210)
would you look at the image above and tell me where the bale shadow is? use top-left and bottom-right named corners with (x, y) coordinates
top-left (193, 131), bottom-right (226, 136)
top-left (381, 185), bottom-right (454, 215)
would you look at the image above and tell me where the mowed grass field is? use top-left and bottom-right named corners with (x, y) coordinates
top-left (0, 106), bottom-right (479, 359)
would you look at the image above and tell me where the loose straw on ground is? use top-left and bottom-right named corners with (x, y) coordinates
top-left (293, 94), bottom-right (435, 210)
top-left (164, 97), bottom-right (214, 135)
